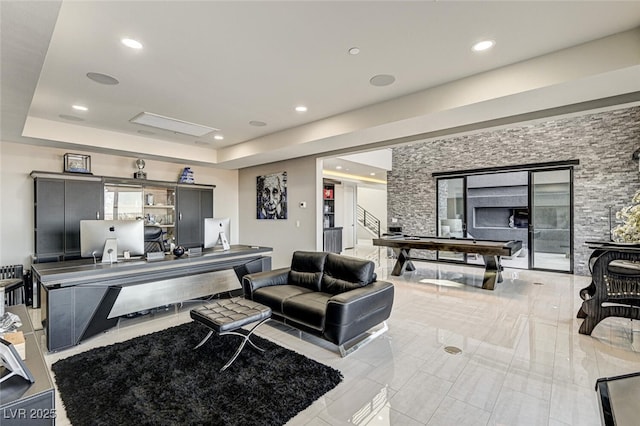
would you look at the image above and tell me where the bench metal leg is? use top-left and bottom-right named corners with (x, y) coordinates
top-left (194, 330), bottom-right (214, 349)
top-left (194, 317), bottom-right (270, 371)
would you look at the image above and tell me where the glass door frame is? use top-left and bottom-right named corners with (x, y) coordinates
top-left (436, 176), bottom-right (468, 263)
top-left (528, 167), bottom-right (574, 273)
top-left (433, 160), bottom-right (577, 273)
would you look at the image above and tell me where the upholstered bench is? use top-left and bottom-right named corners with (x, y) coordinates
top-left (190, 298), bottom-right (271, 371)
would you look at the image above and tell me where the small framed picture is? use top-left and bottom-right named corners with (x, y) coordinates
top-left (64, 153), bottom-right (91, 174)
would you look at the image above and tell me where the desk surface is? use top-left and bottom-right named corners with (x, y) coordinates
top-left (373, 236), bottom-right (522, 257)
top-left (33, 245), bottom-right (272, 288)
top-left (1, 305), bottom-right (55, 410)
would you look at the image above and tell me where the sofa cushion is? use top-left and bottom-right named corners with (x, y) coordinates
top-left (321, 253), bottom-right (376, 294)
top-left (288, 251), bottom-right (328, 291)
top-left (253, 285), bottom-right (313, 313)
top-left (282, 292), bottom-right (332, 330)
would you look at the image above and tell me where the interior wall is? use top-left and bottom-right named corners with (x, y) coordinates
top-left (387, 106), bottom-right (640, 276)
top-left (0, 141), bottom-right (239, 267)
top-left (238, 156), bottom-right (319, 269)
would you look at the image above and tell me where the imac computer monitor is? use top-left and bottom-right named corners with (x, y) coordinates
top-left (204, 217), bottom-right (230, 249)
top-left (80, 219), bottom-right (144, 262)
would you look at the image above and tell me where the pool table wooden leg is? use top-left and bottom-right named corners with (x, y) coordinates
top-left (391, 248), bottom-right (415, 276)
top-left (482, 255), bottom-right (503, 290)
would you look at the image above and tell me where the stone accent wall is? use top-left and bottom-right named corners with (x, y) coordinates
top-left (388, 106), bottom-right (640, 275)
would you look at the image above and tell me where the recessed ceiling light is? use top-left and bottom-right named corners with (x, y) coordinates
top-left (87, 72), bottom-right (119, 85)
top-left (72, 105), bottom-right (88, 111)
top-left (370, 172), bottom-right (376, 176)
top-left (249, 120), bottom-right (267, 127)
top-left (121, 38), bottom-right (143, 49)
top-left (472, 40), bottom-right (495, 52)
top-left (348, 47), bottom-right (360, 55)
top-left (369, 74), bottom-right (395, 87)
top-left (336, 165), bottom-right (343, 170)
top-left (295, 105), bottom-right (308, 113)
top-left (213, 134), bottom-right (224, 140)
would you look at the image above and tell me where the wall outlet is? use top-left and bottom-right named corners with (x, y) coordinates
top-left (391, 218), bottom-right (398, 223)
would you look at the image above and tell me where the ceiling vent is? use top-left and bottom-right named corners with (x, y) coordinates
top-left (130, 112), bottom-right (218, 137)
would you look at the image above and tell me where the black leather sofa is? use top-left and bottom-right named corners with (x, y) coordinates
top-left (242, 251), bottom-right (394, 356)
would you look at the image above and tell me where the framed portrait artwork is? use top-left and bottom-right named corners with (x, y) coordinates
top-left (257, 171), bottom-right (287, 219)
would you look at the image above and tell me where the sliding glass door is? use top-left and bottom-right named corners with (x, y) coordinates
top-left (530, 169), bottom-right (572, 272)
top-left (435, 165), bottom-right (573, 273)
top-left (437, 178), bottom-right (465, 261)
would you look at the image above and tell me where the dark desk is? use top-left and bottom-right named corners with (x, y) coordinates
top-left (32, 245), bottom-right (272, 351)
top-left (0, 305), bottom-right (55, 425)
top-left (373, 236), bottom-right (522, 290)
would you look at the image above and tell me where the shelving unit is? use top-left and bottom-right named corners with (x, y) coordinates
top-left (143, 185), bottom-right (176, 246)
top-left (322, 180), bottom-right (342, 253)
top-left (323, 182), bottom-right (335, 228)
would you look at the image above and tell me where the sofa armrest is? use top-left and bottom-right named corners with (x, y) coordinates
top-left (242, 267), bottom-right (290, 297)
top-left (324, 280), bottom-right (394, 345)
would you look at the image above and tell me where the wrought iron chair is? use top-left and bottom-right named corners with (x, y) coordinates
top-left (578, 249), bottom-right (640, 335)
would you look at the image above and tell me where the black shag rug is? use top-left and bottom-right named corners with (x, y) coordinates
top-left (52, 321), bottom-right (342, 426)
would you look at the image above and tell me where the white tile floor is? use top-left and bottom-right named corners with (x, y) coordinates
top-left (36, 246), bottom-right (640, 425)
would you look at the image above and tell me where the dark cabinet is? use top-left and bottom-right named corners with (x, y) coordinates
top-left (323, 227), bottom-right (343, 254)
top-left (33, 174), bottom-right (103, 262)
top-left (65, 180), bottom-right (103, 253)
top-left (176, 185), bottom-right (214, 248)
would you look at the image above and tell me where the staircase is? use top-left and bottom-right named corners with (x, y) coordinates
top-left (357, 205), bottom-right (380, 237)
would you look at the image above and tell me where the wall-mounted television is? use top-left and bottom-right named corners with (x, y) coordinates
top-left (204, 217), bottom-right (231, 249)
top-left (80, 220), bottom-right (144, 262)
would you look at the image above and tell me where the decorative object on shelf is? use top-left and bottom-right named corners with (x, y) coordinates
top-left (257, 171), bottom-right (287, 219)
top-left (178, 167), bottom-right (195, 183)
top-left (64, 153), bottom-right (91, 174)
top-left (613, 190), bottom-right (640, 242)
top-left (323, 188), bottom-right (334, 199)
top-left (134, 158), bottom-right (147, 179)
top-left (172, 245), bottom-right (185, 257)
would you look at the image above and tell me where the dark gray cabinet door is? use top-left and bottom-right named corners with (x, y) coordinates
top-left (34, 178), bottom-right (103, 260)
top-left (34, 179), bottom-right (65, 256)
top-left (176, 186), bottom-right (213, 248)
top-left (64, 180), bottom-right (104, 254)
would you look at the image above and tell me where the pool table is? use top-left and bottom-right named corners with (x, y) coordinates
top-left (372, 236), bottom-right (522, 290)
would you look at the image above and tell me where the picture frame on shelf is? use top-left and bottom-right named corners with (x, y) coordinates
top-left (64, 153), bottom-right (91, 174)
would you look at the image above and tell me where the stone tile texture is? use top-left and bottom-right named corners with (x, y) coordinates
top-left (388, 106), bottom-right (640, 275)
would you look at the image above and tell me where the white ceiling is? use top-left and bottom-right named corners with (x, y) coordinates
top-left (2, 1), bottom-right (640, 175)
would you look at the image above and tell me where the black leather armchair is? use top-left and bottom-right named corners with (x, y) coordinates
top-left (242, 251), bottom-right (394, 356)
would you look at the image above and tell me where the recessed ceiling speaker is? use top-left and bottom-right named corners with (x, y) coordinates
top-left (369, 74), bottom-right (396, 87)
top-left (86, 72), bottom-right (120, 85)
